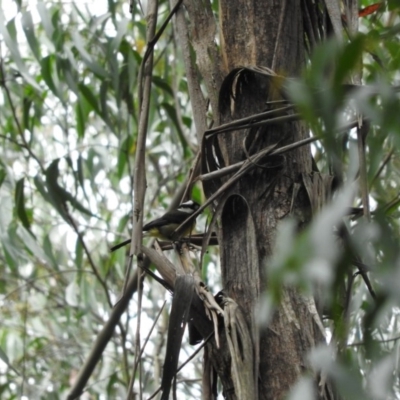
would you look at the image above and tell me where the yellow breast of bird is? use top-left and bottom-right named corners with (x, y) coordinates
top-left (145, 221), bottom-right (195, 240)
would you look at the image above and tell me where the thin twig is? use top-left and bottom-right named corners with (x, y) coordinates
top-left (66, 209), bottom-right (113, 308)
top-left (370, 148), bottom-right (394, 188)
top-left (3, 269), bottom-right (95, 300)
top-left (0, 133), bottom-right (24, 147)
top-left (130, 0), bottom-right (159, 258)
top-left (126, 299), bottom-right (167, 398)
top-left (132, 269), bottom-right (145, 400)
top-left (142, 0), bottom-right (184, 67)
top-left (0, 51), bottom-right (44, 173)
top-left (67, 272), bottom-right (140, 399)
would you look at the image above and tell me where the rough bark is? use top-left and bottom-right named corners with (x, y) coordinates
top-left (183, 0), bottom-right (338, 399)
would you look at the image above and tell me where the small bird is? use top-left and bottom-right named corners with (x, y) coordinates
top-left (142, 200), bottom-right (200, 240)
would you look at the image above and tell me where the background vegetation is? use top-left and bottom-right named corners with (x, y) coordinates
top-left (0, 0), bottom-right (400, 399)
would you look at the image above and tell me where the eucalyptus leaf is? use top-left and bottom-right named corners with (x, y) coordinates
top-left (71, 31), bottom-right (109, 79)
top-left (0, 11), bottom-right (41, 90)
top-left (21, 11), bottom-right (41, 61)
top-left (0, 346), bottom-right (19, 376)
top-left (14, 178), bottom-right (33, 234)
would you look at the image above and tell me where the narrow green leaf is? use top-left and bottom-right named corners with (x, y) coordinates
top-left (75, 237), bottom-right (83, 270)
top-left (92, 13), bottom-right (111, 33)
top-left (50, 7), bottom-right (61, 42)
top-left (0, 11), bottom-right (41, 91)
top-left (18, 226), bottom-right (50, 264)
top-left (42, 234), bottom-right (60, 270)
top-left (65, 156), bottom-right (74, 173)
top-left (81, 274), bottom-right (99, 312)
top-left (75, 155), bottom-right (90, 204)
top-left (15, 178), bottom-right (33, 233)
top-left (71, 31), bottom-right (109, 79)
top-left (110, 18), bottom-right (129, 53)
top-left (21, 11), bottom-right (41, 61)
top-left (106, 50), bottom-right (120, 104)
top-left (334, 35), bottom-right (365, 87)
top-left (0, 168), bottom-right (6, 188)
top-left (45, 159), bottom-right (96, 219)
top-left (76, 155), bottom-right (85, 191)
top-left (40, 55), bottom-right (56, 93)
top-left (34, 175), bottom-right (51, 203)
top-left (2, 226), bottom-right (24, 272)
top-left (78, 83), bottom-right (101, 115)
top-left (162, 102), bottom-right (184, 136)
top-left (162, 102), bottom-right (191, 157)
top-left (37, 2), bottom-right (55, 40)
top-left (58, 57), bottom-right (79, 94)
top-left (152, 76), bottom-right (174, 96)
top-left (76, 98), bottom-right (86, 139)
top-left (117, 136), bottom-right (129, 179)
top-left (116, 213), bottom-right (130, 235)
top-left (100, 81), bottom-right (113, 131)
top-left (22, 97), bottom-right (32, 132)
top-left (40, 55), bottom-right (63, 101)
top-left (0, 346), bottom-right (19, 376)
top-left (65, 279), bottom-right (79, 307)
top-left (128, 47), bottom-right (138, 91)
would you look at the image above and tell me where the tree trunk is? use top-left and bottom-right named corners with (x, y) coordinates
top-left (183, 0), bottom-right (338, 398)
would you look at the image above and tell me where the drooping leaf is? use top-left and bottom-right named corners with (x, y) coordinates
top-left (22, 96), bottom-right (33, 133)
top-left (37, 2), bottom-right (55, 40)
top-left (41, 55), bottom-right (63, 100)
top-left (76, 155), bottom-right (90, 204)
top-left (65, 278), bottom-right (79, 307)
top-left (99, 80), bottom-right (113, 131)
top-left (0, 11), bottom-right (41, 91)
top-left (152, 76), bottom-right (174, 96)
top-left (162, 102), bottom-right (191, 158)
top-left (78, 82), bottom-right (101, 115)
top-left (75, 236), bottom-right (83, 270)
top-left (42, 234), bottom-right (60, 270)
top-left (58, 57), bottom-right (79, 94)
top-left (21, 11), bottom-right (41, 61)
top-left (44, 159), bottom-right (97, 220)
top-left (18, 226), bottom-right (50, 264)
top-left (75, 97), bottom-right (86, 139)
top-left (110, 17), bottom-right (129, 54)
top-left (0, 346), bottom-right (19, 376)
top-left (14, 178), bottom-right (33, 234)
top-left (117, 136), bottom-right (130, 180)
top-left (71, 31), bottom-right (109, 79)
top-left (0, 168), bottom-right (6, 189)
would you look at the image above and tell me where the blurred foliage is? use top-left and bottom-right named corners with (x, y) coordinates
top-left (0, 0), bottom-right (204, 398)
top-left (1, 0), bottom-right (400, 399)
top-left (271, 2), bottom-right (400, 400)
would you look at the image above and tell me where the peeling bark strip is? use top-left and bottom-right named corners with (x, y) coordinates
top-left (161, 275), bottom-right (195, 400)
